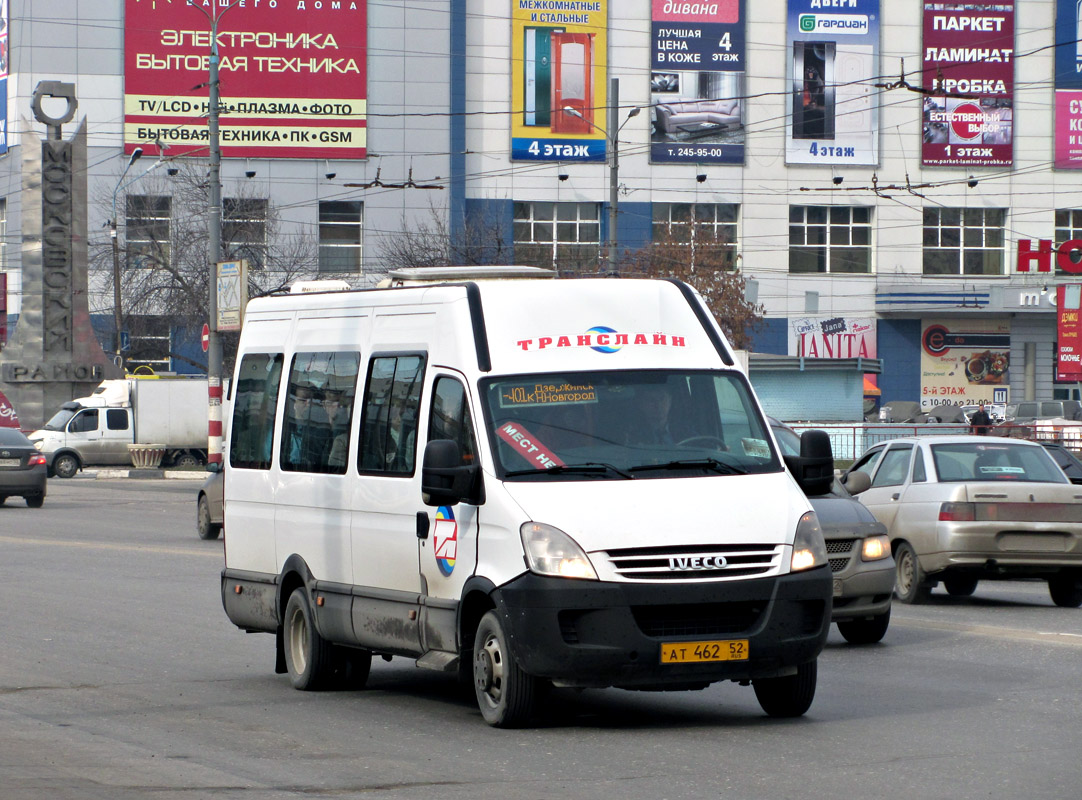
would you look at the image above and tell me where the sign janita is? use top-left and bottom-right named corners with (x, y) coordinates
top-left (790, 317), bottom-right (876, 359)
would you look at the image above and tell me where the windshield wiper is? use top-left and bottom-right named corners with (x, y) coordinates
top-left (629, 458), bottom-right (748, 476)
top-left (505, 461), bottom-right (634, 479)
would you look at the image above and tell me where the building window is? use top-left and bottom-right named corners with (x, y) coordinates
top-left (125, 195), bottom-right (171, 270)
top-left (923, 207), bottom-right (1005, 276)
top-left (652, 203), bottom-right (738, 268)
top-left (318, 201), bottom-right (363, 273)
top-left (513, 201), bottom-right (600, 273)
top-left (789, 205), bottom-right (871, 274)
top-left (224, 197), bottom-right (267, 269)
top-left (1055, 209), bottom-right (1082, 274)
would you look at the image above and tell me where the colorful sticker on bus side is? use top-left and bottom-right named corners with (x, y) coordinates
top-left (434, 506), bottom-right (458, 577)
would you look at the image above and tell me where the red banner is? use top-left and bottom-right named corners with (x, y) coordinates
top-left (1057, 286), bottom-right (1082, 382)
top-left (921, 1), bottom-right (1013, 167)
top-left (124, 0), bottom-right (367, 160)
top-left (0, 388), bottom-right (19, 429)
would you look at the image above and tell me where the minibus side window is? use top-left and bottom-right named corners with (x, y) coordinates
top-left (358, 355), bottom-right (425, 475)
top-left (281, 351), bottom-right (362, 474)
top-left (428, 378), bottom-right (477, 464)
top-left (106, 409), bottom-right (129, 431)
top-left (230, 353), bottom-right (283, 470)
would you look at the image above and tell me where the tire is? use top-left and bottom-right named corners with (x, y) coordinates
top-left (283, 588), bottom-right (336, 690)
top-left (753, 659), bottom-right (818, 718)
top-left (333, 646), bottom-right (372, 690)
top-left (1048, 574), bottom-right (1082, 608)
top-left (836, 608), bottom-right (891, 645)
top-left (197, 495), bottom-right (221, 540)
top-left (174, 452), bottom-right (201, 469)
top-left (943, 574), bottom-right (979, 597)
top-left (473, 609), bottom-right (538, 728)
top-left (25, 494), bottom-right (45, 509)
top-left (53, 454), bottom-right (80, 479)
top-left (894, 541), bottom-right (932, 604)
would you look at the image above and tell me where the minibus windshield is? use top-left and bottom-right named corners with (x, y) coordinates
top-left (480, 369), bottom-right (781, 480)
top-left (42, 407), bottom-right (78, 432)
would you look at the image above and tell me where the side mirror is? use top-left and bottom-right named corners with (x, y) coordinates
top-left (783, 429), bottom-right (835, 497)
top-left (206, 461), bottom-right (222, 474)
top-left (421, 439), bottom-right (482, 507)
top-left (841, 469), bottom-right (870, 495)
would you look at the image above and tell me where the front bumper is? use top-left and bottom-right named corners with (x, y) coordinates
top-left (492, 567), bottom-right (831, 689)
top-left (830, 562), bottom-right (895, 622)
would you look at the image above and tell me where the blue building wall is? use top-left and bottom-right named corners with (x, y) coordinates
top-left (749, 317), bottom-right (788, 355)
top-left (749, 370), bottom-right (866, 422)
top-left (877, 318), bottom-right (921, 402)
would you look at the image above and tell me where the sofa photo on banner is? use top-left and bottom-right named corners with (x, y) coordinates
top-left (653, 98), bottom-right (741, 139)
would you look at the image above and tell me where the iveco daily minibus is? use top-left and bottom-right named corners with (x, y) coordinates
top-left (220, 275), bottom-right (834, 726)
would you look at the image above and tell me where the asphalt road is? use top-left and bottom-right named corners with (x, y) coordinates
top-left (2, 478), bottom-right (1081, 799)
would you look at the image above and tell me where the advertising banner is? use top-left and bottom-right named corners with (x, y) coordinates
top-left (1054, 0), bottom-right (1082, 169)
top-left (0, 0), bottom-right (8, 157)
top-left (1057, 285), bottom-right (1082, 381)
top-left (511, 0), bottom-right (608, 162)
top-left (921, 1), bottom-right (1014, 167)
top-left (920, 319), bottom-right (1010, 409)
top-left (785, 0), bottom-right (879, 166)
top-left (124, 0), bottom-right (367, 160)
top-left (789, 316), bottom-right (876, 359)
top-left (649, 0), bottom-right (745, 165)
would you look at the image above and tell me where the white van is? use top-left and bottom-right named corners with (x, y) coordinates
top-left (221, 276), bottom-right (835, 727)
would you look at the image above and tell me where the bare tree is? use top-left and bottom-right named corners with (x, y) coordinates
top-left (377, 200), bottom-right (513, 269)
top-left (91, 159), bottom-right (319, 372)
top-left (620, 222), bottom-right (764, 350)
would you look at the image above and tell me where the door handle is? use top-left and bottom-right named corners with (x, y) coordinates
top-left (891, 493), bottom-right (900, 501)
top-left (416, 511), bottom-right (430, 540)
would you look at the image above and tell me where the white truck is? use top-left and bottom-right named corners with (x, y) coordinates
top-left (30, 377), bottom-right (209, 478)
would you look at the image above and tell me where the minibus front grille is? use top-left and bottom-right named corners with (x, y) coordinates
top-left (826, 539), bottom-right (855, 573)
top-left (602, 543), bottom-right (782, 582)
top-left (631, 602), bottom-right (766, 637)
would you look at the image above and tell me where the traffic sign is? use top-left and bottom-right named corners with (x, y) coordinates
top-left (201, 323), bottom-right (210, 352)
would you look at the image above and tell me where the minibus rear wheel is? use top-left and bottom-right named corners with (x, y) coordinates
top-left (284, 588), bottom-right (335, 690)
top-left (473, 610), bottom-right (538, 727)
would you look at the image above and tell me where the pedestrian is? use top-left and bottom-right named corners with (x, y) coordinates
top-left (970, 402), bottom-right (992, 435)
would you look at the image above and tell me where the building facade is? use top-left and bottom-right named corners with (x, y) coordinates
top-left (0, 0), bottom-right (1079, 413)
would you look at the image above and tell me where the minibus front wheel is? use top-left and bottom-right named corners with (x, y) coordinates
top-left (473, 610), bottom-right (538, 727)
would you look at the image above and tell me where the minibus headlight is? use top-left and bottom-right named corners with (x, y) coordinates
top-left (861, 534), bottom-right (891, 561)
top-left (791, 511), bottom-right (827, 572)
top-left (520, 522), bottom-right (598, 580)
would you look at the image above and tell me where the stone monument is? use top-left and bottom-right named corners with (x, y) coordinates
top-left (0, 81), bottom-right (122, 430)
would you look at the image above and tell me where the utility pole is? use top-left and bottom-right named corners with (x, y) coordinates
top-left (608, 77), bottom-right (619, 272)
top-left (190, 2), bottom-right (235, 469)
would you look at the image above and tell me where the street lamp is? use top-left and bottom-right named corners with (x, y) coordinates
top-left (110, 147), bottom-right (142, 367)
top-left (109, 143), bottom-right (172, 370)
top-left (564, 77), bottom-right (640, 271)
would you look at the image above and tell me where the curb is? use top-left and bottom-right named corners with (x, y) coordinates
top-left (91, 469), bottom-right (207, 481)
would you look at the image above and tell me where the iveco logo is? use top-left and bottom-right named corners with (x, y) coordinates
top-left (668, 556), bottom-right (728, 570)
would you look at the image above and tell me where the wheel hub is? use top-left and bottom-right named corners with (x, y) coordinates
top-left (475, 648), bottom-right (493, 692)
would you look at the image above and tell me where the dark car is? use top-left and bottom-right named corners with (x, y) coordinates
top-left (0, 428), bottom-right (48, 508)
top-left (196, 468), bottom-right (224, 539)
top-left (1041, 441), bottom-right (1082, 484)
top-left (770, 419), bottom-right (895, 643)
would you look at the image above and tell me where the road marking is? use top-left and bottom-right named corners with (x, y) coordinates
top-left (893, 616), bottom-right (1082, 647)
top-left (0, 534), bottom-right (222, 558)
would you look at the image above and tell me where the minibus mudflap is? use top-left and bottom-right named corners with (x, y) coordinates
top-left (491, 567), bottom-right (830, 688)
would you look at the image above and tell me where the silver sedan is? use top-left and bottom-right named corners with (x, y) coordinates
top-left (843, 435), bottom-right (1082, 607)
